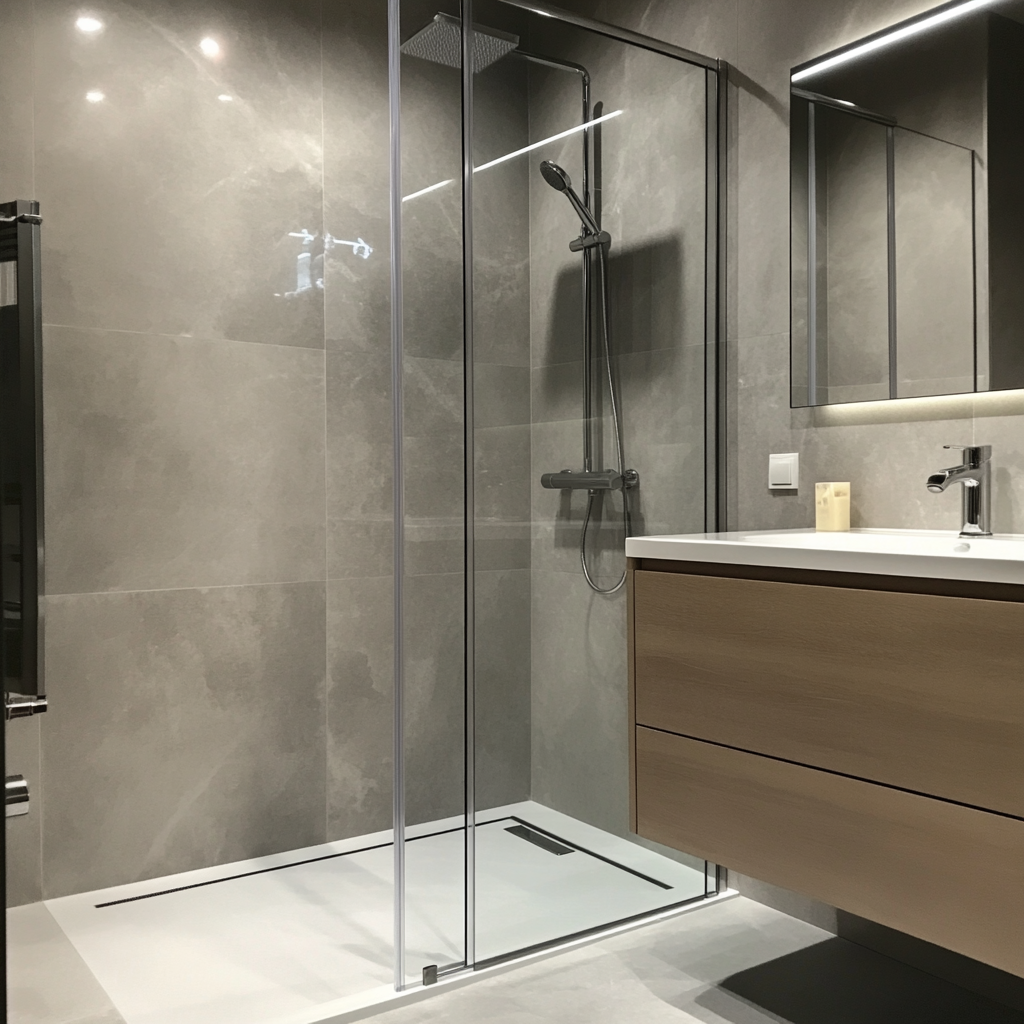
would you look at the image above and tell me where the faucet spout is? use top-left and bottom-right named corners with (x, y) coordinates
top-left (926, 445), bottom-right (992, 537)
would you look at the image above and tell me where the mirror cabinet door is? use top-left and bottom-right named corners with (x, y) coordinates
top-left (790, 1), bottom-right (1024, 407)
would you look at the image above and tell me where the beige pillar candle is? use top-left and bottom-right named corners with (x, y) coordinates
top-left (815, 482), bottom-right (851, 531)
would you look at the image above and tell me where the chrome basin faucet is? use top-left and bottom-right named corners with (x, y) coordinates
top-left (926, 444), bottom-right (992, 537)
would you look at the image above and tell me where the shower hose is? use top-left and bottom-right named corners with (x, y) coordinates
top-left (581, 243), bottom-right (632, 595)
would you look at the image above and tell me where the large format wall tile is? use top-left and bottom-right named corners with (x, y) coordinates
top-left (323, 1), bottom-right (391, 355)
top-left (800, 398), bottom-right (985, 532)
top-left (472, 59), bottom-right (530, 370)
top-left (552, 0), bottom-right (740, 67)
top-left (44, 326), bottom-right (326, 595)
top-left (327, 564), bottom-right (531, 837)
top-left (401, 58), bottom-right (464, 364)
top-left (619, 346), bottom-right (707, 536)
top-left (474, 569), bottom-right (531, 811)
top-left (33, 0), bottom-right (325, 348)
top-left (41, 582), bottom-right (327, 897)
top-left (327, 575), bottom-right (394, 840)
top-left (474, 364), bottom-right (530, 430)
top-left (475, 425), bottom-right (530, 524)
top-left (0, 0), bottom-right (34, 199)
top-left (530, 569), bottom-right (629, 838)
top-left (974, 392), bottom-right (1024, 535)
top-left (405, 357), bottom-right (463, 437)
top-left (327, 348), bottom-right (392, 581)
top-left (403, 571), bottom-right (465, 826)
top-left (734, 333), bottom-right (980, 532)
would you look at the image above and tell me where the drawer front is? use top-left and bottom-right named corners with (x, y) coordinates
top-left (633, 569), bottom-right (1024, 816)
top-left (635, 727), bottom-right (1024, 977)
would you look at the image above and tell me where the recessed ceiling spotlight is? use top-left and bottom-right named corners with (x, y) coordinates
top-left (218, 94), bottom-right (233, 102)
top-left (85, 90), bottom-right (105, 103)
top-left (75, 15), bottom-right (104, 33)
top-left (199, 37), bottom-right (221, 58)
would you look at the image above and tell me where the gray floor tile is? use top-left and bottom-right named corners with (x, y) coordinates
top-left (371, 898), bottom-right (1024, 1024)
top-left (7, 903), bottom-right (125, 1024)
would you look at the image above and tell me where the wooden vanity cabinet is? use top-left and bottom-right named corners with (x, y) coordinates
top-left (627, 558), bottom-right (1024, 978)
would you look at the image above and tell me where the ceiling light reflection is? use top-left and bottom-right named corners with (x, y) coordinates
top-left (199, 37), bottom-right (221, 58)
top-left (402, 110), bottom-right (624, 202)
top-left (85, 90), bottom-right (105, 103)
top-left (76, 15), bottom-right (104, 33)
top-left (474, 109), bottom-right (623, 173)
top-left (402, 179), bottom-right (453, 203)
top-left (218, 94), bottom-right (234, 102)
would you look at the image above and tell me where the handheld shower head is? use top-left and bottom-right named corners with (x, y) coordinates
top-left (539, 160), bottom-right (601, 236)
top-left (540, 160), bottom-right (571, 192)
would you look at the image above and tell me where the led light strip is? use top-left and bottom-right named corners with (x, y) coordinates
top-left (792, 0), bottom-right (997, 82)
top-left (402, 109), bottom-right (624, 201)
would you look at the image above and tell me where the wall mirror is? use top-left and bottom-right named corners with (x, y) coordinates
top-left (790, 0), bottom-right (1024, 407)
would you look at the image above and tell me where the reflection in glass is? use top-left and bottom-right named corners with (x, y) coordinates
top-left (279, 229), bottom-right (374, 299)
top-left (791, 0), bottom-right (1024, 405)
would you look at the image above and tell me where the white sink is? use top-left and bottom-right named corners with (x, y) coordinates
top-left (625, 528), bottom-right (1024, 585)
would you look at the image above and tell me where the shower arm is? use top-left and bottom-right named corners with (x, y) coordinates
top-left (511, 51), bottom-right (590, 205)
top-left (512, 49), bottom-right (595, 469)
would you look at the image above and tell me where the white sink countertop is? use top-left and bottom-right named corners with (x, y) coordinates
top-left (625, 528), bottom-right (1024, 586)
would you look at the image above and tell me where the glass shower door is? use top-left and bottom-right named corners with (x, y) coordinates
top-left (466, 0), bottom-right (721, 965)
top-left (393, 0), bottom-right (724, 981)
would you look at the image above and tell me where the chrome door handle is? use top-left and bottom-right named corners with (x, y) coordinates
top-left (5, 693), bottom-right (48, 719)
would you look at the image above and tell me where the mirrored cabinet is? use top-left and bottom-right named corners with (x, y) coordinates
top-left (791, 1), bottom-right (1024, 407)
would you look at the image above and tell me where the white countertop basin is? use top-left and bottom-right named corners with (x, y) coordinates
top-left (625, 528), bottom-right (1024, 586)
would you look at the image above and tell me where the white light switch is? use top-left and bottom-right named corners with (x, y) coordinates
top-left (769, 452), bottom-right (799, 490)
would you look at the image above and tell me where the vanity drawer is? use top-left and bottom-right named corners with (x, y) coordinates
top-left (635, 727), bottom-right (1024, 977)
top-left (632, 569), bottom-right (1024, 816)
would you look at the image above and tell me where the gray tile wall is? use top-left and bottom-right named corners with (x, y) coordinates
top-left (1, 0), bottom-right (532, 904)
top-left (3, 0), bottom-right (334, 902)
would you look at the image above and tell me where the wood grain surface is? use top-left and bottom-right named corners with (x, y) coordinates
top-left (633, 570), bottom-right (1024, 815)
top-left (636, 727), bottom-right (1024, 977)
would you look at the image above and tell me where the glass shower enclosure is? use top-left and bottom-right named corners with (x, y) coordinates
top-left (1, 0), bottom-right (726, 1019)
top-left (392, 0), bottom-right (727, 990)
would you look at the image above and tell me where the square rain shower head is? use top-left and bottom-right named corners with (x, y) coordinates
top-left (401, 12), bottom-right (520, 72)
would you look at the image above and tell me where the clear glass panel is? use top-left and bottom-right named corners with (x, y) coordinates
top-left (398, 0), bottom-right (468, 986)
top-left (791, 102), bottom-right (977, 408)
top-left (894, 128), bottom-right (975, 399)
top-left (817, 106), bottom-right (891, 405)
top-left (791, 100), bottom-right (891, 407)
top-left (8, 1), bottom-right (409, 1020)
top-left (469, 0), bottom-right (714, 965)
